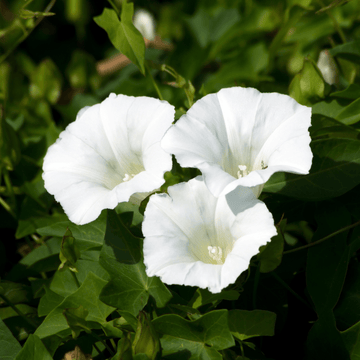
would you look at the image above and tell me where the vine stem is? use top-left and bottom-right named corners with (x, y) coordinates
top-left (145, 62), bottom-right (164, 101)
top-left (283, 219), bottom-right (360, 255)
top-left (0, 0), bottom-right (57, 64)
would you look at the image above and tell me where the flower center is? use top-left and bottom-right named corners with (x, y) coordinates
top-left (207, 246), bottom-right (223, 264)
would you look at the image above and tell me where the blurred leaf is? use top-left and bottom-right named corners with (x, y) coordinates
top-left (37, 210), bottom-right (106, 252)
top-left (0, 110), bottom-right (21, 171)
top-left (35, 272), bottom-right (114, 339)
top-left (330, 40), bottom-right (360, 64)
top-left (66, 50), bottom-right (100, 90)
top-left (0, 281), bottom-right (32, 305)
top-left (188, 288), bottom-right (239, 309)
top-left (289, 58), bottom-right (329, 105)
top-left (14, 334), bottom-right (52, 360)
top-left (0, 317), bottom-right (21, 360)
top-left (228, 309), bottom-right (276, 341)
top-left (99, 211), bottom-right (172, 316)
top-left (335, 98), bottom-right (360, 125)
top-left (341, 320), bottom-right (360, 359)
top-left (186, 6), bottom-right (240, 48)
top-left (152, 310), bottom-right (235, 359)
top-left (264, 138), bottom-right (360, 201)
top-left (94, 5), bottom-right (145, 74)
top-left (331, 84), bottom-right (360, 99)
top-left (30, 59), bottom-right (62, 104)
top-left (0, 304), bottom-right (37, 321)
top-left (58, 228), bottom-right (80, 273)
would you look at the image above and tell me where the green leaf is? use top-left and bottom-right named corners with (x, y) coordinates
top-left (341, 320), bottom-right (360, 359)
top-left (330, 40), bottom-right (360, 64)
top-left (38, 288), bottom-right (64, 317)
top-left (189, 288), bottom-right (239, 309)
top-left (258, 222), bottom-right (285, 273)
top-left (63, 305), bottom-right (91, 339)
top-left (289, 57), bottom-right (329, 105)
top-left (37, 210), bottom-right (106, 252)
top-left (306, 314), bottom-right (350, 360)
top-left (15, 334), bottom-right (52, 360)
top-left (0, 317), bottom-right (21, 360)
top-left (35, 272), bottom-right (115, 339)
top-left (99, 211), bottom-right (172, 316)
top-left (306, 207), bottom-right (351, 314)
top-left (228, 310), bottom-right (277, 341)
top-left (335, 262), bottom-right (360, 330)
top-left (58, 228), bottom-right (80, 272)
top-left (331, 84), bottom-right (360, 99)
top-left (94, 6), bottom-right (145, 74)
top-left (20, 237), bottom-right (61, 267)
top-left (263, 138), bottom-right (360, 201)
top-left (336, 98), bottom-right (360, 125)
top-left (152, 310), bottom-right (235, 359)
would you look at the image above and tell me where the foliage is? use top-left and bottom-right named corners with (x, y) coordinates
top-left (1, 0), bottom-right (360, 359)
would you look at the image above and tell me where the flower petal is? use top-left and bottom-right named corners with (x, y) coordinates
top-left (143, 177), bottom-right (276, 293)
top-left (43, 94), bottom-right (174, 225)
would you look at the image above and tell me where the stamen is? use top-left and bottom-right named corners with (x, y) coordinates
top-left (237, 164), bottom-right (248, 178)
top-left (123, 173), bottom-right (135, 182)
top-left (207, 246), bottom-right (223, 263)
top-left (261, 161), bottom-right (268, 170)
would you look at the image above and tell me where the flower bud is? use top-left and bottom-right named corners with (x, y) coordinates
top-left (133, 9), bottom-right (156, 41)
top-left (132, 312), bottom-right (160, 360)
top-left (317, 50), bottom-right (339, 85)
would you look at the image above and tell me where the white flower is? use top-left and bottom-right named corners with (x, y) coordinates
top-left (43, 93), bottom-right (174, 225)
top-left (161, 86), bottom-right (312, 198)
top-left (143, 176), bottom-right (277, 294)
top-left (133, 9), bottom-right (156, 41)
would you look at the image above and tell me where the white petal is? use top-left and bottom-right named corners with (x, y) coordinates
top-left (43, 94), bottom-right (174, 225)
top-left (161, 86), bottom-right (312, 197)
top-left (143, 177), bottom-right (276, 293)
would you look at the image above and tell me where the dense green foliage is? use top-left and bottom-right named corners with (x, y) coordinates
top-left (1, 0), bottom-right (360, 359)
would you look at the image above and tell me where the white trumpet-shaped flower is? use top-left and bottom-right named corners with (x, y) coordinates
top-left (43, 93), bottom-right (174, 225)
top-left (143, 176), bottom-right (277, 293)
top-left (161, 86), bottom-right (312, 198)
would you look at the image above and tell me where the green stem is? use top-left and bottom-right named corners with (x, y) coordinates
top-left (0, 196), bottom-right (16, 218)
top-left (283, 219), bottom-right (360, 255)
top-left (91, 332), bottom-right (115, 357)
top-left (0, 0), bottom-right (57, 64)
top-left (107, 0), bottom-right (120, 15)
top-left (146, 62), bottom-right (164, 100)
top-left (3, 169), bottom-right (16, 212)
top-left (271, 272), bottom-right (313, 310)
top-left (318, 0), bottom-right (346, 43)
top-left (0, 293), bottom-right (38, 329)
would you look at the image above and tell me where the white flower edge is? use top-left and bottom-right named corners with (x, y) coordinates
top-left (143, 176), bottom-right (277, 293)
top-left (161, 86), bottom-right (312, 197)
top-left (43, 93), bottom-right (174, 225)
